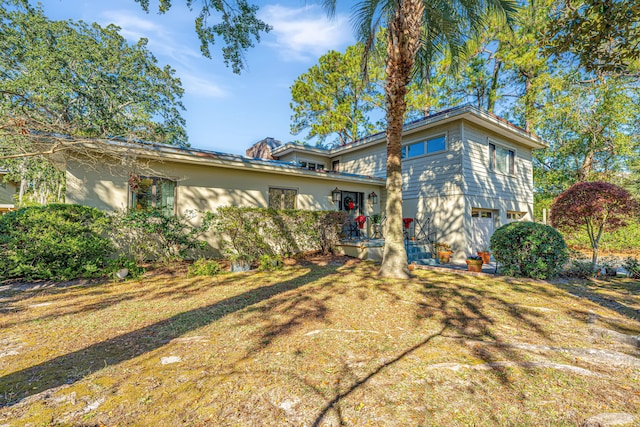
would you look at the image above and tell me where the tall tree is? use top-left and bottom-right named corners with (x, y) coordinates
top-left (322, 0), bottom-right (516, 279)
top-left (0, 2), bottom-right (187, 164)
top-left (532, 73), bottom-right (640, 194)
top-left (546, 0), bottom-right (640, 76)
top-left (290, 44), bottom-right (383, 147)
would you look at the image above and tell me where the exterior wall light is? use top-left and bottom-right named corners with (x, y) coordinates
top-left (331, 187), bottom-right (342, 204)
top-left (368, 191), bottom-right (378, 204)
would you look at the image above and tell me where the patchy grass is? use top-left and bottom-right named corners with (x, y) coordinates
top-left (1, 258), bottom-right (639, 426)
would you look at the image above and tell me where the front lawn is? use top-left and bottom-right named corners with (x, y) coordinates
top-left (1, 258), bottom-right (639, 426)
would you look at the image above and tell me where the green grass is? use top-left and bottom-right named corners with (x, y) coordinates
top-left (1, 258), bottom-right (639, 426)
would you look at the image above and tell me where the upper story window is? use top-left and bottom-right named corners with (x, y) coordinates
top-left (300, 161), bottom-right (325, 171)
top-left (269, 187), bottom-right (297, 209)
top-left (129, 175), bottom-right (176, 216)
top-left (332, 160), bottom-right (340, 172)
top-left (402, 134), bottom-right (447, 159)
top-left (489, 142), bottom-right (515, 175)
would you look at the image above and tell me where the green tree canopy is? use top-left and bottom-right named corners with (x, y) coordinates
top-left (0, 1), bottom-right (187, 163)
top-left (546, 0), bottom-right (640, 76)
top-left (134, 0), bottom-right (271, 74)
top-left (290, 44), bottom-right (383, 147)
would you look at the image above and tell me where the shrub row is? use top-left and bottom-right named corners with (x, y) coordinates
top-left (214, 207), bottom-right (347, 263)
top-left (0, 205), bottom-right (347, 281)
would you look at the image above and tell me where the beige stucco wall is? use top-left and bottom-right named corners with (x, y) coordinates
top-left (0, 178), bottom-right (17, 205)
top-left (66, 156), bottom-right (383, 255)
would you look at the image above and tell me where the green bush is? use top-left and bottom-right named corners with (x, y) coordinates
top-left (106, 256), bottom-right (146, 280)
top-left (490, 221), bottom-right (568, 279)
top-left (108, 209), bottom-right (215, 263)
top-left (258, 254), bottom-right (283, 271)
top-left (214, 207), bottom-right (347, 265)
top-left (622, 257), bottom-right (640, 279)
top-left (0, 204), bottom-right (112, 280)
top-left (187, 258), bottom-right (222, 277)
top-left (563, 259), bottom-right (595, 278)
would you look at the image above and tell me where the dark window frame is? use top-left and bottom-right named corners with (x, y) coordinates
top-left (489, 141), bottom-right (515, 175)
top-left (268, 187), bottom-right (298, 209)
top-left (129, 176), bottom-right (176, 215)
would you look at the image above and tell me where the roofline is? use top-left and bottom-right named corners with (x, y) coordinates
top-left (79, 140), bottom-right (385, 186)
top-left (272, 105), bottom-right (547, 157)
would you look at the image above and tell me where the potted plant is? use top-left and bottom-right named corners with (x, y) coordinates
top-left (477, 246), bottom-right (491, 264)
top-left (355, 215), bottom-right (367, 229)
top-left (437, 242), bottom-right (452, 264)
top-left (601, 258), bottom-right (618, 277)
top-left (466, 255), bottom-right (483, 272)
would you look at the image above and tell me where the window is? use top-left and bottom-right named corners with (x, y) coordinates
top-left (299, 161), bottom-right (324, 171)
top-left (507, 211), bottom-right (526, 221)
top-left (402, 134), bottom-right (447, 159)
top-left (332, 160), bottom-right (340, 171)
top-left (489, 142), bottom-right (515, 175)
top-left (472, 209), bottom-right (493, 218)
top-left (130, 176), bottom-right (176, 216)
top-left (269, 187), bottom-right (297, 209)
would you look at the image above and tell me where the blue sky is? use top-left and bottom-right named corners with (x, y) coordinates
top-left (39, 1), bottom-right (356, 154)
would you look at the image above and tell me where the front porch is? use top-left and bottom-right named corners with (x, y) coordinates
top-left (335, 238), bottom-right (499, 274)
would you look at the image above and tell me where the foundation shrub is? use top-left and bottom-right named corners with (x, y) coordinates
top-left (214, 207), bottom-right (347, 265)
top-left (187, 258), bottom-right (222, 277)
top-left (108, 209), bottom-right (215, 263)
top-left (490, 221), bottom-right (568, 279)
top-left (0, 204), bottom-right (112, 280)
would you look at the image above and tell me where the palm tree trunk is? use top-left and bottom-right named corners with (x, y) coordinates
top-left (379, 0), bottom-right (424, 278)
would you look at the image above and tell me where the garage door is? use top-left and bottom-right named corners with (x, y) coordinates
top-left (472, 209), bottom-right (494, 251)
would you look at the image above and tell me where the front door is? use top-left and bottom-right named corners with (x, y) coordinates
top-left (341, 191), bottom-right (363, 215)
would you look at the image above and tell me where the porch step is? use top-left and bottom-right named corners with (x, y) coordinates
top-left (407, 251), bottom-right (432, 261)
top-left (413, 258), bottom-right (440, 266)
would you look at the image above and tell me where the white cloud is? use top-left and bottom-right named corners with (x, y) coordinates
top-left (259, 4), bottom-right (353, 61)
top-left (179, 72), bottom-right (228, 99)
top-left (100, 10), bottom-right (200, 63)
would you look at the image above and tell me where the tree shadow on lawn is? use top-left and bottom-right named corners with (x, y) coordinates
top-left (0, 266), bottom-right (335, 407)
top-left (551, 280), bottom-right (640, 321)
top-left (223, 266), bottom-right (557, 426)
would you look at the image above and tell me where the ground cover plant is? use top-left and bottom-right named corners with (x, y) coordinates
top-left (1, 258), bottom-right (639, 426)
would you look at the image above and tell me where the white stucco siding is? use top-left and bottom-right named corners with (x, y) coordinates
top-left (462, 121), bottom-right (534, 205)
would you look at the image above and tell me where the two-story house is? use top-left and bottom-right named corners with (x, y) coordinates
top-left (65, 105), bottom-right (545, 262)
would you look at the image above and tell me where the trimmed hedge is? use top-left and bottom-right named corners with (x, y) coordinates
top-left (0, 204), bottom-right (113, 280)
top-left (214, 207), bottom-right (347, 263)
top-left (490, 221), bottom-right (568, 279)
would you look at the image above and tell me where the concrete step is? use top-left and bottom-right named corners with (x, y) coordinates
top-left (407, 251), bottom-right (432, 261)
top-left (413, 258), bottom-right (440, 266)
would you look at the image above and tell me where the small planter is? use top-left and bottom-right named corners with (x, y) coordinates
top-left (477, 251), bottom-right (491, 264)
top-left (466, 258), bottom-right (483, 272)
top-left (230, 260), bottom-right (251, 272)
top-left (438, 250), bottom-right (453, 264)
